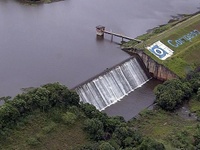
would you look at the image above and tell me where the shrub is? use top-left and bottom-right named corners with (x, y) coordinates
top-left (26, 137), bottom-right (40, 146)
top-left (112, 126), bottom-right (142, 148)
top-left (104, 116), bottom-right (125, 133)
top-left (48, 108), bottom-right (63, 122)
top-left (42, 83), bottom-right (80, 107)
top-left (42, 121), bottom-right (57, 134)
top-left (153, 26), bottom-right (169, 34)
top-left (187, 72), bottom-right (200, 92)
top-left (81, 103), bottom-right (108, 123)
top-left (79, 142), bottom-right (100, 150)
top-left (31, 87), bottom-right (50, 112)
top-left (99, 142), bottom-right (115, 150)
top-left (138, 138), bottom-right (165, 150)
top-left (193, 125), bottom-right (200, 147)
top-left (0, 103), bottom-right (20, 127)
top-left (154, 79), bottom-right (192, 111)
top-left (84, 118), bottom-right (104, 141)
top-left (8, 98), bottom-right (26, 114)
top-left (168, 130), bottom-right (194, 149)
top-left (68, 106), bottom-right (84, 117)
top-left (80, 103), bottom-right (98, 118)
top-left (62, 112), bottom-right (77, 125)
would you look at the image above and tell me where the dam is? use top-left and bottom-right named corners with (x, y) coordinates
top-left (0, 0), bottom-right (199, 118)
top-left (75, 56), bottom-right (151, 111)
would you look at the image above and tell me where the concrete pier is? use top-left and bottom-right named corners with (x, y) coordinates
top-left (96, 25), bottom-right (142, 43)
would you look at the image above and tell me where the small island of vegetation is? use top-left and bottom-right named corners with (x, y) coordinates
top-left (19, 0), bottom-right (62, 4)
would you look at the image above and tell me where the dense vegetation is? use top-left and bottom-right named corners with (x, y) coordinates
top-left (155, 79), bottom-right (191, 111)
top-left (154, 70), bottom-right (200, 112)
top-left (1, 70), bottom-right (199, 149)
top-left (0, 83), bottom-right (166, 150)
top-left (130, 109), bottom-right (200, 149)
top-left (129, 71), bottom-right (200, 149)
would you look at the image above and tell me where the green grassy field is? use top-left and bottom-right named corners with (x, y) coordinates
top-left (123, 14), bottom-right (200, 78)
top-left (0, 109), bottom-right (89, 150)
top-left (129, 107), bottom-right (199, 149)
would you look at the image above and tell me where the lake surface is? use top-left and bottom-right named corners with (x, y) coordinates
top-left (0, 0), bottom-right (199, 116)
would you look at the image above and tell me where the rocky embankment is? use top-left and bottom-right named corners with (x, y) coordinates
top-left (124, 48), bottom-right (178, 81)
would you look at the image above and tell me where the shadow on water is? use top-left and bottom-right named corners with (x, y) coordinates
top-left (103, 78), bottom-right (163, 121)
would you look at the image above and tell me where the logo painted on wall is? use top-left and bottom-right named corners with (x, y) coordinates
top-left (147, 41), bottom-right (174, 60)
top-left (167, 29), bottom-right (200, 48)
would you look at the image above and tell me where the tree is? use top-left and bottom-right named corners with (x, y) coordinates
top-left (31, 87), bottom-right (50, 112)
top-left (42, 82), bottom-right (69, 106)
top-left (112, 126), bottom-right (142, 148)
top-left (84, 118), bottom-right (104, 141)
top-left (156, 89), bottom-right (184, 111)
top-left (0, 103), bottom-right (20, 127)
top-left (154, 79), bottom-right (190, 111)
top-left (81, 103), bottom-right (108, 122)
top-left (65, 90), bottom-right (80, 106)
top-left (61, 112), bottom-right (77, 125)
top-left (14, 93), bottom-right (33, 111)
top-left (99, 142), bottom-right (115, 150)
top-left (181, 82), bottom-right (192, 99)
top-left (0, 96), bottom-right (12, 103)
top-left (104, 116), bottom-right (125, 133)
top-left (42, 82), bottom-right (80, 107)
top-left (8, 98), bottom-right (26, 114)
top-left (138, 138), bottom-right (165, 150)
top-left (188, 72), bottom-right (200, 92)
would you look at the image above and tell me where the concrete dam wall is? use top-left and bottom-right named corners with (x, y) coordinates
top-left (123, 48), bottom-right (178, 81)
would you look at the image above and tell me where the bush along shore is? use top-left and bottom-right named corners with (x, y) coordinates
top-left (18, 0), bottom-right (63, 4)
top-left (0, 82), bottom-right (166, 150)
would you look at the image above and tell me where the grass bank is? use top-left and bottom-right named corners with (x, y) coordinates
top-left (129, 107), bottom-right (200, 149)
top-left (123, 13), bottom-right (200, 78)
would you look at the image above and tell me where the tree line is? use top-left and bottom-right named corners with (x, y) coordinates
top-left (0, 83), bottom-right (79, 136)
top-left (0, 70), bottom-right (199, 149)
top-left (154, 70), bottom-right (200, 111)
top-left (0, 82), bottom-right (165, 149)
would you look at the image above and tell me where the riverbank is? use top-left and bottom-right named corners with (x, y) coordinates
top-left (129, 105), bottom-right (200, 149)
top-left (122, 12), bottom-right (200, 78)
top-left (18, 0), bottom-right (63, 4)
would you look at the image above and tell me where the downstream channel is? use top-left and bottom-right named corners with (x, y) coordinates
top-left (0, 0), bottom-right (199, 119)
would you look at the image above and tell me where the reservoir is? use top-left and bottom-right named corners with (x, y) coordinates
top-left (0, 0), bottom-right (199, 119)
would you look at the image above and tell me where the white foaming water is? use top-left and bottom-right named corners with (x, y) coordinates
top-left (75, 58), bottom-right (150, 110)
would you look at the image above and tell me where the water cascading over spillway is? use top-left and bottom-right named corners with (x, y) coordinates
top-left (75, 57), bottom-right (150, 110)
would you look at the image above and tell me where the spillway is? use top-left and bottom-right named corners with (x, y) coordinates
top-left (75, 57), bottom-right (150, 110)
